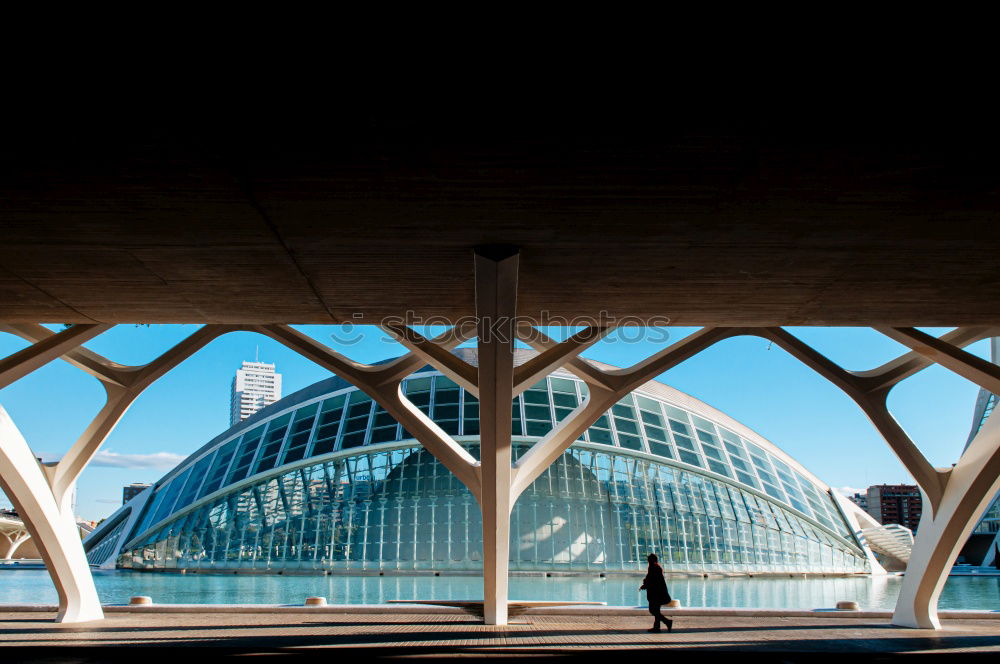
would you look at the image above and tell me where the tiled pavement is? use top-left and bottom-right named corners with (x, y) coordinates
top-left (2, 612), bottom-right (1000, 660)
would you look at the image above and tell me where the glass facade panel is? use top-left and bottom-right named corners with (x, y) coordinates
top-left (311, 394), bottom-right (346, 456)
top-left (119, 444), bottom-right (868, 574)
top-left (173, 452), bottom-right (216, 513)
top-left (463, 393), bottom-right (479, 435)
top-left (281, 404), bottom-right (319, 464)
top-left (199, 439), bottom-right (239, 499)
top-left (340, 392), bottom-right (373, 449)
top-left (253, 413), bottom-right (292, 474)
top-left (432, 377), bottom-right (460, 435)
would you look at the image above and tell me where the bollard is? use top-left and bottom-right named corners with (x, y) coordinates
top-left (305, 596), bottom-right (327, 606)
top-left (129, 596), bottom-right (153, 606)
top-left (836, 601), bottom-right (859, 610)
top-left (665, 599), bottom-right (681, 608)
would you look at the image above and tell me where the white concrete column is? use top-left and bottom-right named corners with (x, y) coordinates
top-left (0, 324), bottom-right (239, 623)
top-left (892, 410), bottom-right (1000, 629)
top-left (0, 406), bottom-right (103, 622)
top-left (474, 246), bottom-right (519, 626)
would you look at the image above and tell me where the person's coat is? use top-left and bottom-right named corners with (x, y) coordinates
top-left (641, 562), bottom-right (671, 605)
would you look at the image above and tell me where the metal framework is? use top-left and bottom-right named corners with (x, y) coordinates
top-left (0, 248), bottom-right (998, 628)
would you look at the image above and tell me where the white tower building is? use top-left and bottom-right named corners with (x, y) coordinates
top-left (230, 361), bottom-right (282, 426)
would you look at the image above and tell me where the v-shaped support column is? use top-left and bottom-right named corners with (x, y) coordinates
top-left (474, 246), bottom-right (519, 626)
top-left (873, 327), bottom-right (1000, 629)
top-left (892, 410), bottom-right (1000, 628)
top-left (0, 406), bottom-right (102, 621)
top-left (0, 323), bottom-right (242, 622)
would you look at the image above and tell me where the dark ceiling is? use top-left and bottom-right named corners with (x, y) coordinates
top-left (2, 113), bottom-right (998, 326)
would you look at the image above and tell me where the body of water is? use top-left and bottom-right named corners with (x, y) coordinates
top-left (1, 571), bottom-right (999, 611)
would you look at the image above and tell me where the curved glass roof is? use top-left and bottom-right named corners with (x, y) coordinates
top-left (118, 361), bottom-right (856, 553)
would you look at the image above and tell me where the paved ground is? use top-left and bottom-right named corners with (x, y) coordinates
top-left (2, 611), bottom-right (999, 661)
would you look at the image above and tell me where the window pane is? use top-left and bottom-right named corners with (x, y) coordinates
top-left (526, 420), bottom-right (552, 436)
top-left (663, 404), bottom-right (689, 421)
top-left (669, 419), bottom-right (690, 435)
top-left (635, 394), bottom-right (661, 412)
top-left (612, 404), bottom-right (635, 418)
top-left (549, 377), bottom-right (576, 394)
top-left (707, 460), bottom-right (731, 477)
top-left (588, 427), bottom-right (613, 444)
top-left (524, 390), bottom-right (548, 405)
top-left (525, 404), bottom-right (551, 420)
top-left (640, 410), bottom-right (664, 427)
top-left (702, 445), bottom-right (724, 461)
top-left (370, 427), bottom-right (397, 444)
top-left (614, 418), bottom-right (639, 435)
top-left (405, 377), bottom-right (432, 392)
top-left (696, 429), bottom-right (719, 445)
top-left (436, 375), bottom-right (458, 389)
top-left (341, 431), bottom-right (366, 449)
top-left (617, 434), bottom-right (643, 451)
top-left (690, 414), bottom-right (716, 432)
top-left (645, 425), bottom-right (668, 442)
top-left (649, 441), bottom-right (673, 458)
top-left (553, 392), bottom-right (578, 408)
top-left (674, 434), bottom-right (696, 451)
top-left (678, 450), bottom-right (702, 467)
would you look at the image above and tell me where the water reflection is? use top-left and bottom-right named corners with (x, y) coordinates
top-left (1, 571), bottom-right (998, 611)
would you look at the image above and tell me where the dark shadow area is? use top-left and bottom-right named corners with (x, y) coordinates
top-left (3, 644), bottom-right (1000, 664)
top-left (2, 623), bottom-right (999, 654)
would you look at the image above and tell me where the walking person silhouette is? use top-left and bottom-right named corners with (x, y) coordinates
top-left (639, 553), bottom-right (673, 632)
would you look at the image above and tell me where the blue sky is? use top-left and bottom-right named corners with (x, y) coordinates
top-left (0, 325), bottom-right (990, 521)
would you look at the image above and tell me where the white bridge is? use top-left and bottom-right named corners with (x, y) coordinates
top-left (1, 510), bottom-right (93, 560)
top-left (862, 524), bottom-right (915, 565)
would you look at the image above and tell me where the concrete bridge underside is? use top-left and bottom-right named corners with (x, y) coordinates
top-left (1, 122), bottom-right (999, 630)
top-left (1, 120), bottom-right (999, 327)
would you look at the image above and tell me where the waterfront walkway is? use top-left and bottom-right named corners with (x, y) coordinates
top-left (2, 609), bottom-right (1000, 661)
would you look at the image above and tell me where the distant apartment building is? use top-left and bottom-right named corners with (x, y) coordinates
top-left (849, 492), bottom-right (868, 512)
top-left (230, 361), bottom-right (282, 426)
top-left (122, 483), bottom-right (151, 505)
top-left (866, 484), bottom-right (923, 531)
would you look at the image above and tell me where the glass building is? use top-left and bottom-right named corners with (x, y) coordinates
top-left (85, 350), bottom-right (873, 575)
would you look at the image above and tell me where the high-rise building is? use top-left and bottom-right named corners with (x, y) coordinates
top-left (230, 361), bottom-right (282, 426)
top-left (849, 492), bottom-right (868, 511)
top-left (865, 484), bottom-right (923, 531)
top-left (122, 483), bottom-right (151, 505)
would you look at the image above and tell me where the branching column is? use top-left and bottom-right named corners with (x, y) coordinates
top-left (0, 323), bottom-right (240, 622)
top-left (473, 246), bottom-right (519, 625)
top-left (0, 407), bottom-right (102, 621)
top-left (875, 327), bottom-right (1000, 629)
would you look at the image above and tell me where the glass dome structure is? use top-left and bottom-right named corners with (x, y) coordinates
top-left (85, 350), bottom-right (872, 575)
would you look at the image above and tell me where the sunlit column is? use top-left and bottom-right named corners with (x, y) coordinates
top-left (474, 246), bottom-right (519, 625)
